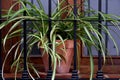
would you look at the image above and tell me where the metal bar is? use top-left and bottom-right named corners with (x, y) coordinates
top-left (23, 3), bottom-right (27, 72)
top-left (105, 0), bottom-right (108, 55)
top-left (1, 19), bottom-right (120, 22)
top-left (0, 0), bottom-right (2, 79)
top-left (98, 0), bottom-right (102, 71)
top-left (46, 0), bottom-right (53, 79)
top-left (88, 0), bottom-right (90, 16)
top-left (22, 1), bottom-right (29, 79)
top-left (73, 0), bottom-right (77, 71)
top-left (96, 0), bottom-right (104, 79)
top-left (31, 0), bottom-right (33, 4)
top-left (4, 78), bottom-right (120, 80)
top-left (87, 0), bottom-right (91, 56)
top-left (48, 0), bottom-right (52, 70)
top-left (72, 0), bottom-right (79, 79)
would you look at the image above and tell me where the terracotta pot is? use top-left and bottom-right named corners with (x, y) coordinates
top-left (40, 48), bottom-right (49, 72)
top-left (56, 47), bottom-right (74, 73)
top-left (41, 40), bottom-right (80, 73)
top-left (55, 40), bottom-right (74, 73)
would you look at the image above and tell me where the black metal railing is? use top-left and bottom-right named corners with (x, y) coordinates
top-left (0, 0), bottom-right (2, 79)
top-left (96, 0), bottom-right (104, 79)
top-left (46, 0), bottom-right (53, 79)
top-left (22, 1), bottom-right (29, 80)
top-left (0, 0), bottom-right (120, 80)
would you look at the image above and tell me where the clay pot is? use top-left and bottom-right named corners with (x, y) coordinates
top-left (40, 48), bottom-right (49, 72)
top-left (41, 40), bottom-right (75, 73)
top-left (55, 40), bottom-right (74, 73)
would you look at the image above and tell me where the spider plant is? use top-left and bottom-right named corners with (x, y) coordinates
top-left (0, 0), bottom-right (120, 80)
top-left (0, 0), bottom-right (67, 80)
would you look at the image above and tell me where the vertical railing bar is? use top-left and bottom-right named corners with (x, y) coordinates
top-left (72, 0), bottom-right (79, 79)
top-left (30, 0), bottom-right (34, 34)
top-left (0, 0), bottom-right (2, 79)
top-left (48, 0), bottom-right (52, 71)
top-left (88, 0), bottom-right (90, 17)
top-left (23, 1), bottom-right (27, 73)
top-left (73, 0), bottom-right (77, 70)
top-left (98, 0), bottom-right (102, 71)
top-left (31, 0), bottom-right (33, 4)
top-left (105, 0), bottom-right (108, 55)
top-left (46, 0), bottom-right (53, 79)
top-left (22, 1), bottom-right (29, 79)
top-left (96, 0), bottom-right (104, 79)
top-left (87, 0), bottom-right (91, 56)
